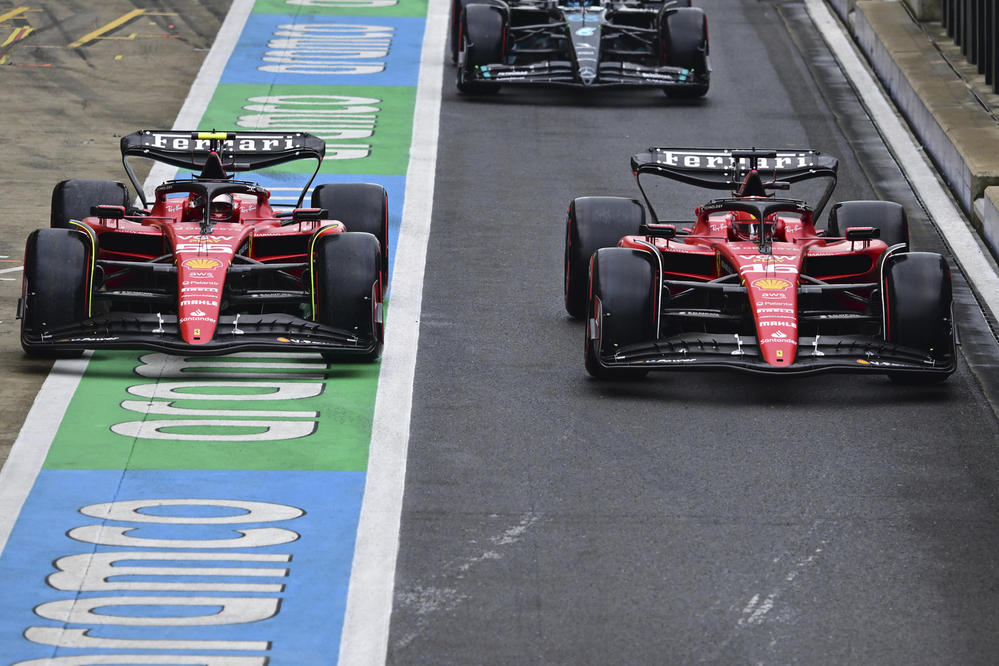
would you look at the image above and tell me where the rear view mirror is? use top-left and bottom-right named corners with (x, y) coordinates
top-left (641, 223), bottom-right (676, 239)
top-left (292, 208), bottom-right (328, 221)
top-left (845, 226), bottom-right (880, 241)
top-left (91, 205), bottom-right (125, 219)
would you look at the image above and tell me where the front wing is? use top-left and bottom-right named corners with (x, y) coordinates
top-left (20, 312), bottom-right (378, 357)
top-left (469, 60), bottom-right (706, 88)
top-left (591, 332), bottom-right (956, 378)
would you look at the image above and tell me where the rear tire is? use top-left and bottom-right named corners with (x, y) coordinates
top-left (51, 180), bottom-right (129, 229)
top-left (21, 229), bottom-right (91, 358)
top-left (584, 248), bottom-right (657, 379)
top-left (829, 200), bottom-right (909, 250)
top-left (313, 232), bottom-right (383, 363)
top-left (312, 183), bottom-right (390, 290)
top-left (565, 197), bottom-right (646, 318)
top-left (457, 4), bottom-right (504, 95)
top-left (662, 8), bottom-right (709, 99)
top-left (882, 252), bottom-right (954, 383)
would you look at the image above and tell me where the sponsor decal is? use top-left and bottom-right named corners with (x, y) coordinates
top-left (757, 307), bottom-right (795, 313)
top-left (761, 338), bottom-right (798, 345)
top-left (183, 259), bottom-right (223, 270)
top-left (68, 337), bottom-right (120, 342)
top-left (177, 235), bottom-right (235, 241)
top-left (742, 264), bottom-right (798, 275)
top-left (177, 244), bottom-right (235, 254)
top-left (575, 27), bottom-right (596, 36)
top-left (186, 272), bottom-right (216, 278)
top-left (181, 287), bottom-right (220, 293)
top-left (567, 13), bottom-right (601, 21)
top-left (738, 255), bottom-right (794, 261)
top-left (771, 330), bottom-right (787, 339)
top-left (760, 293), bottom-right (787, 300)
top-left (654, 150), bottom-right (819, 171)
top-left (643, 358), bottom-right (697, 364)
top-left (149, 132), bottom-right (301, 152)
top-left (752, 278), bottom-right (792, 291)
top-left (182, 280), bottom-right (218, 286)
top-left (759, 321), bottom-right (797, 328)
top-left (181, 300), bottom-right (220, 307)
top-left (278, 337), bottom-right (322, 346)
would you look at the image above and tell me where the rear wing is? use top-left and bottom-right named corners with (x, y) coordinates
top-left (631, 148), bottom-right (840, 220)
top-left (120, 130), bottom-right (326, 208)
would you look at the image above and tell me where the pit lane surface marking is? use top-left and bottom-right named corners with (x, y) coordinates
top-left (0, 0), bottom-right (437, 663)
top-left (0, 8), bottom-right (30, 24)
top-left (804, 0), bottom-right (999, 320)
top-left (337, 0), bottom-right (446, 661)
top-left (66, 10), bottom-right (166, 49)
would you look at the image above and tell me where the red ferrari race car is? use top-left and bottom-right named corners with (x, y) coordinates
top-left (18, 130), bottom-right (387, 360)
top-left (564, 148), bottom-right (956, 381)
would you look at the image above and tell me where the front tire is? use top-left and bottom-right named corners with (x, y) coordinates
top-left (313, 232), bottom-right (383, 363)
top-left (457, 4), bottom-right (504, 95)
top-left (584, 248), bottom-right (657, 379)
top-left (882, 252), bottom-right (954, 383)
top-left (565, 197), bottom-right (646, 318)
top-left (21, 229), bottom-right (92, 358)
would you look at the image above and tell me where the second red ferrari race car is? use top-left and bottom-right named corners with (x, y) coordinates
top-left (564, 148), bottom-right (956, 381)
top-left (19, 130), bottom-right (388, 360)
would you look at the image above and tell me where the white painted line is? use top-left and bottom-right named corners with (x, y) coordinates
top-left (142, 0), bottom-right (254, 200)
top-left (0, 353), bottom-right (91, 555)
top-left (0, 0), bottom-right (250, 558)
top-left (337, 0), bottom-right (448, 662)
top-left (805, 0), bottom-right (999, 318)
top-left (0, 266), bottom-right (23, 274)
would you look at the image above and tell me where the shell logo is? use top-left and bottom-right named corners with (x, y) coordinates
top-left (183, 258), bottom-right (222, 270)
top-left (752, 278), bottom-right (791, 291)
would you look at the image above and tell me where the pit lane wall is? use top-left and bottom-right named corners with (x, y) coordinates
top-left (826, 0), bottom-right (999, 259)
top-left (0, 0), bottom-right (427, 664)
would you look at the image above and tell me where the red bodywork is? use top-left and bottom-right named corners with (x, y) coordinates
top-left (86, 187), bottom-right (343, 346)
top-left (618, 201), bottom-right (886, 368)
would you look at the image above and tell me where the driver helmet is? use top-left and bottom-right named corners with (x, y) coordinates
top-left (732, 212), bottom-right (773, 241)
top-left (210, 193), bottom-right (234, 221)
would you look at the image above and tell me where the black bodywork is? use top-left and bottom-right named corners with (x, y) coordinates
top-left (454, 0), bottom-right (710, 91)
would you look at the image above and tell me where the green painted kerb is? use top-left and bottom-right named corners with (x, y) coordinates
top-left (43, 352), bottom-right (377, 471)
